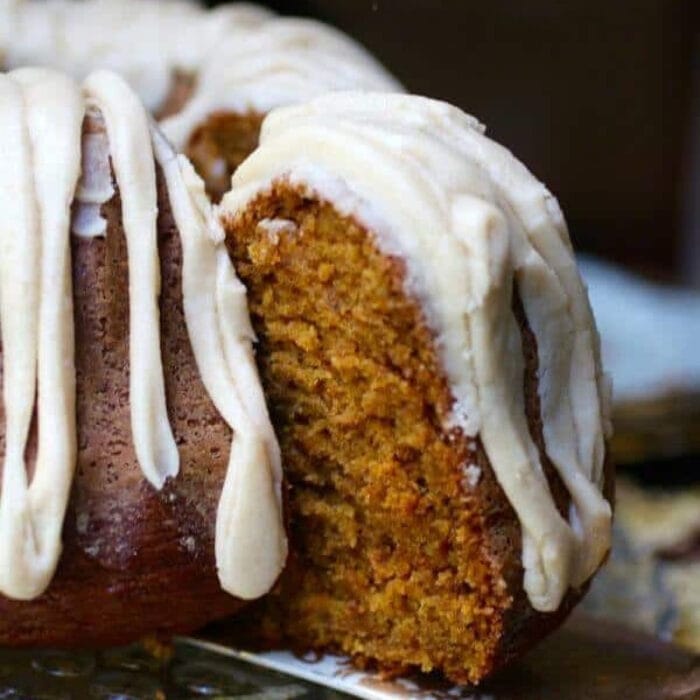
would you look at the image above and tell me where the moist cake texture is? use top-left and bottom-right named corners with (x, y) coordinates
top-left (224, 185), bottom-right (589, 682)
top-left (219, 93), bottom-right (613, 683)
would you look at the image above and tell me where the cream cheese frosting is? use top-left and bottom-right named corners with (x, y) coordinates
top-left (159, 16), bottom-right (403, 149)
top-left (0, 67), bottom-right (286, 601)
top-left (0, 0), bottom-right (272, 111)
top-left (0, 0), bottom-right (401, 149)
top-left (220, 92), bottom-right (613, 612)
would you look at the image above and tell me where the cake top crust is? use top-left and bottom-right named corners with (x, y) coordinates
top-left (0, 67), bottom-right (286, 602)
top-left (220, 91), bottom-right (613, 613)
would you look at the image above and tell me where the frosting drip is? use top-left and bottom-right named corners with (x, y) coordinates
top-left (0, 0), bottom-right (272, 111)
top-left (0, 69), bottom-right (80, 600)
top-left (72, 111), bottom-right (115, 238)
top-left (151, 130), bottom-right (286, 598)
top-left (0, 0), bottom-right (402, 148)
top-left (0, 68), bottom-right (286, 601)
top-left (160, 16), bottom-right (403, 149)
top-left (85, 71), bottom-right (179, 489)
top-left (220, 92), bottom-right (613, 612)
top-left (0, 1), bottom-right (401, 150)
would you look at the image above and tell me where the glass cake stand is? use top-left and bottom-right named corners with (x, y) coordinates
top-left (0, 641), bottom-right (349, 699)
top-left (1, 508), bottom-right (698, 700)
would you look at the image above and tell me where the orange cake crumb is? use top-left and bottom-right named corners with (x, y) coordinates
top-left (223, 183), bottom-right (584, 684)
top-left (185, 111), bottom-right (265, 201)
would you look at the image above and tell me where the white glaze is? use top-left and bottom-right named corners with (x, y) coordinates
top-left (72, 110), bottom-right (115, 238)
top-left (0, 68), bottom-right (285, 600)
top-left (0, 0), bottom-right (272, 111)
top-left (160, 16), bottom-right (403, 149)
top-left (220, 92), bottom-right (613, 612)
top-left (84, 70), bottom-right (180, 489)
top-left (0, 68), bottom-right (80, 599)
top-left (151, 130), bottom-right (286, 598)
top-left (0, 0), bottom-right (401, 151)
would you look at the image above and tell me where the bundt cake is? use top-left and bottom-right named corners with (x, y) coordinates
top-left (159, 15), bottom-right (402, 200)
top-left (0, 2), bottom-right (614, 688)
top-left (0, 0), bottom-right (402, 200)
top-left (0, 67), bottom-right (285, 646)
top-left (218, 92), bottom-right (614, 684)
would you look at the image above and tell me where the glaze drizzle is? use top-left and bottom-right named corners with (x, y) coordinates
top-left (220, 92), bottom-right (613, 612)
top-left (0, 68), bottom-right (286, 601)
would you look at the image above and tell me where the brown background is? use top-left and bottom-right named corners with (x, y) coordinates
top-left (211, 0), bottom-right (699, 284)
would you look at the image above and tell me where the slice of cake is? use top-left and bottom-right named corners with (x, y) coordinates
top-left (218, 92), bottom-right (614, 684)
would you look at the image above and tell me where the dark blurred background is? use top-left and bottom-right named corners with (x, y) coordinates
top-left (211, 0), bottom-right (699, 286)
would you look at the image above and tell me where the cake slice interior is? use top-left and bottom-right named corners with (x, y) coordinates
top-left (223, 183), bottom-right (577, 683)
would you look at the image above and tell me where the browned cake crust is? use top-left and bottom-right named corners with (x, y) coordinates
top-left (0, 114), bottom-right (242, 647)
top-left (185, 112), bottom-right (265, 202)
top-left (222, 183), bottom-right (614, 685)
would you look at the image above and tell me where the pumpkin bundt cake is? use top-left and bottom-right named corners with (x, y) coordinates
top-left (0, 3), bottom-right (613, 687)
top-left (218, 93), bottom-right (614, 684)
top-left (0, 68), bottom-right (285, 646)
top-left (159, 15), bottom-right (402, 201)
top-left (0, 0), bottom-right (402, 200)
